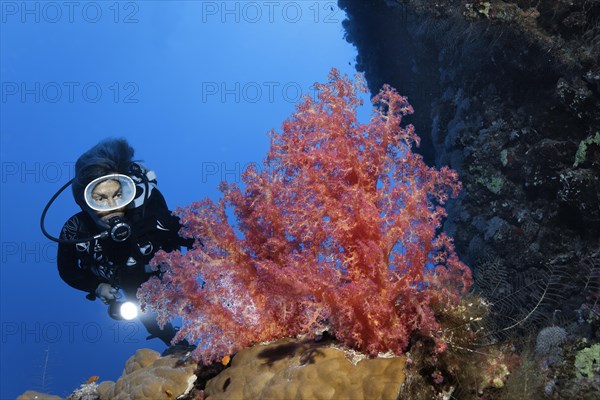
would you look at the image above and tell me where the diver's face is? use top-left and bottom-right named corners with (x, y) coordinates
top-left (91, 179), bottom-right (126, 220)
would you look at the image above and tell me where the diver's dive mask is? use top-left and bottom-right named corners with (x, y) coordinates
top-left (82, 174), bottom-right (136, 242)
top-left (84, 174), bottom-right (136, 213)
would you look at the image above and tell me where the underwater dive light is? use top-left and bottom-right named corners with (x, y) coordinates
top-left (108, 300), bottom-right (139, 321)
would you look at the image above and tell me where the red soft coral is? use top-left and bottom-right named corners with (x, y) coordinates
top-left (138, 69), bottom-right (472, 364)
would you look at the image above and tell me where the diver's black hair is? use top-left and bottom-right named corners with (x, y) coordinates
top-left (71, 138), bottom-right (135, 209)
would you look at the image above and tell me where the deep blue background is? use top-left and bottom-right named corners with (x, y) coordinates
top-left (0, 1), bottom-right (367, 398)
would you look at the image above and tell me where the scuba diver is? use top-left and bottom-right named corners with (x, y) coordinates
top-left (41, 138), bottom-right (194, 346)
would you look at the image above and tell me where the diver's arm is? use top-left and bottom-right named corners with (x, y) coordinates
top-left (56, 215), bottom-right (102, 294)
top-left (136, 188), bottom-right (197, 250)
top-left (57, 244), bottom-right (101, 293)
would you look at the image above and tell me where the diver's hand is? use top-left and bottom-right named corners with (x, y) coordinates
top-left (95, 283), bottom-right (122, 304)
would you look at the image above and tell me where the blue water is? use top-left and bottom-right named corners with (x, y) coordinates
top-left (0, 2), bottom-right (364, 398)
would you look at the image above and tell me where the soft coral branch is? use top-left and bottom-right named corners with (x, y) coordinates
top-left (138, 69), bottom-right (472, 363)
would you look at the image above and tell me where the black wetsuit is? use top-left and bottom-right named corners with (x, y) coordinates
top-left (57, 184), bottom-right (193, 345)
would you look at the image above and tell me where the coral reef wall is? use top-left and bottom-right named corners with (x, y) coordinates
top-left (338, 0), bottom-right (600, 329)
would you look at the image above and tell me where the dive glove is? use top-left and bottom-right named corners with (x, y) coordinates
top-left (95, 283), bottom-right (122, 304)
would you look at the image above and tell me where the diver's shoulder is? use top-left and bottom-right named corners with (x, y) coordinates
top-left (59, 212), bottom-right (92, 240)
top-left (62, 211), bottom-right (89, 225)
